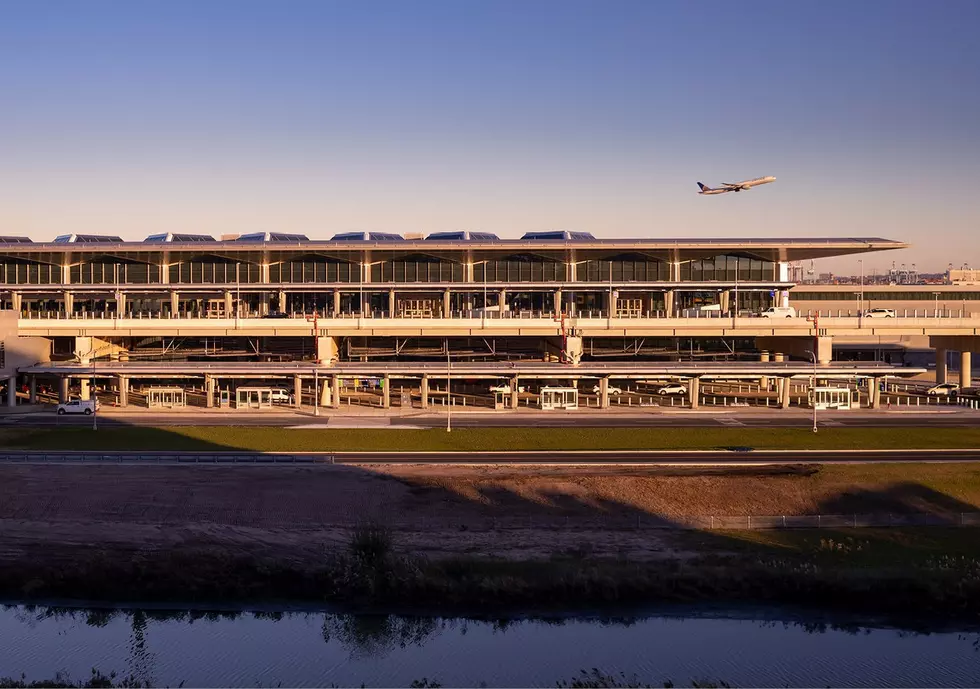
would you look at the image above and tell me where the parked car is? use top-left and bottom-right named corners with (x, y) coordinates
top-left (489, 385), bottom-right (526, 394)
top-left (263, 311), bottom-right (290, 319)
top-left (864, 308), bottom-right (897, 318)
top-left (926, 383), bottom-right (959, 396)
top-left (56, 399), bottom-right (101, 415)
top-left (759, 306), bottom-right (797, 318)
top-left (269, 389), bottom-right (295, 404)
top-left (592, 385), bottom-right (623, 395)
top-left (657, 383), bottom-right (687, 395)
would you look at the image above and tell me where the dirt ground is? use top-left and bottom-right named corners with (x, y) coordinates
top-left (0, 462), bottom-right (975, 565)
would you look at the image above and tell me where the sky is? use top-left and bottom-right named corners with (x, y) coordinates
top-left (1, 0), bottom-right (978, 273)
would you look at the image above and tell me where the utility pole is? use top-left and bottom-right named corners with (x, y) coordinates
top-left (446, 337), bottom-right (451, 433)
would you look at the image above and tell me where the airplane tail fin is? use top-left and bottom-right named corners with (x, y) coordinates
top-left (697, 182), bottom-right (710, 192)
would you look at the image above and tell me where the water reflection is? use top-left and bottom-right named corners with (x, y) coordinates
top-left (0, 605), bottom-right (977, 687)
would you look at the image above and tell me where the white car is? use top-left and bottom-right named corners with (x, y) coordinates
top-left (489, 385), bottom-right (526, 394)
top-left (657, 384), bottom-right (687, 395)
top-left (864, 308), bottom-right (897, 318)
top-left (56, 399), bottom-right (101, 415)
top-left (759, 306), bottom-right (797, 318)
top-left (269, 389), bottom-right (295, 404)
top-left (926, 383), bottom-right (959, 396)
top-left (592, 385), bottom-right (623, 395)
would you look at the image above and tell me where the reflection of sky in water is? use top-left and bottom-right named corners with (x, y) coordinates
top-left (0, 606), bottom-right (977, 688)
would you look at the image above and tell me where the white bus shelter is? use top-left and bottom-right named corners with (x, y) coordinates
top-left (540, 386), bottom-right (579, 410)
top-left (147, 387), bottom-right (186, 408)
top-left (809, 387), bottom-right (853, 410)
top-left (235, 387), bottom-right (273, 409)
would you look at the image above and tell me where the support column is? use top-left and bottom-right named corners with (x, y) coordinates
top-left (316, 336), bottom-right (339, 364)
top-left (961, 351), bottom-right (972, 389)
top-left (759, 351), bottom-right (770, 390)
top-left (510, 375), bottom-right (520, 409)
top-left (279, 290), bottom-right (287, 314)
top-left (780, 378), bottom-right (791, 409)
top-left (870, 376), bottom-right (880, 409)
top-left (421, 375), bottom-right (429, 409)
top-left (6, 376), bottom-right (16, 407)
top-left (115, 291), bottom-right (126, 316)
top-left (59, 377), bottom-right (69, 404)
top-left (935, 347), bottom-right (947, 384)
top-left (664, 290), bottom-right (675, 317)
top-left (332, 375), bottom-right (341, 409)
top-left (118, 375), bottom-right (128, 407)
top-left (80, 377), bottom-right (90, 401)
top-left (29, 376), bottom-right (37, 404)
top-left (382, 374), bottom-right (391, 408)
top-left (333, 290), bottom-right (341, 316)
top-left (294, 374), bottom-right (303, 409)
top-left (206, 375), bottom-right (215, 408)
top-left (443, 290), bottom-right (451, 317)
top-left (499, 289), bottom-right (507, 313)
top-left (554, 289), bottom-right (562, 314)
top-left (689, 378), bottom-right (700, 409)
top-left (11, 291), bottom-right (22, 313)
top-left (63, 291), bottom-right (74, 314)
top-left (719, 290), bottom-right (730, 314)
top-left (170, 291), bottom-right (179, 316)
top-left (389, 289), bottom-right (396, 317)
top-left (224, 291), bottom-right (233, 317)
top-left (774, 352), bottom-right (785, 363)
top-left (600, 377), bottom-right (610, 409)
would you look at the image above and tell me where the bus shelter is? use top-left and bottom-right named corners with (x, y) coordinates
top-left (147, 387), bottom-right (186, 408)
top-left (809, 387), bottom-right (853, 410)
top-left (540, 386), bottom-right (579, 410)
top-left (235, 387), bottom-right (273, 409)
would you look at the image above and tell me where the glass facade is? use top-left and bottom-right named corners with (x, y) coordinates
top-left (581, 259), bottom-right (670, 282)
top-left (679, 256), bottom-right (774, 282)
top-left (70, 262), bottom-right (160, 284)
top-left (375, 257), bottom-right (462, 283)
top-left (0, 262), bottom-right (58, 284)
top-left (169, 261), bottom-right (261, 284)
top-left (270, 260), bottom-right (358, 283)
top-left (474, 255), bottom-right (566, 282)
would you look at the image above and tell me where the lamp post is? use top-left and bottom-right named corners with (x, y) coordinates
top-left (446, 336), bottom-right (452, 433)
top-left (806, 349), bottom-right (818, 434)
top-left (359, 260), bottom-right (385, 327)
top-left (564, 259), bottom-right (588, 318)
top-left (235, 262), bottom-right (241, 328)
top-left (858, 259), bottom-right (864, 314)
top-left (933, 291), bottom-right (941, 318)
top-left (471, 260), bottom-right (489, 327)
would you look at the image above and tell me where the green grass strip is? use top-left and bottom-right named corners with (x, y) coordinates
top-left (2, 426), bottom-right (980, 452)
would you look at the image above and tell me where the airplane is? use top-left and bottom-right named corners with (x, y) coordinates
top-left (697, 176), bottom-right (776, 195)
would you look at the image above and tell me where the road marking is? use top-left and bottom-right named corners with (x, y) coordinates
top-left (717, 418), bottom-right (745, 426)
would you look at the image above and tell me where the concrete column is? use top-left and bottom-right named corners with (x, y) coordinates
top-left (388, 289), bottom-right (396, 317)
top-left (332, 375), bottom-right (341, 408)
top-left (115, 291), bottom-right (126, 316)
top-left (6, 376), bottom-right (16, 407)
top-left (294, 374), bottom-right (303, 409)
top-left (29, 376), bottom-right (37, 404)
top-left (780, 378), bottom-right (791, 409)
top-left (63, 291), bottom-right (73, 314)
top-left (319, 377), bottom-right (331, 407)
top-left (118, 375), bottom-right (128, 407)
top-left (499, 289), bottom-right (507, 313)
top-left (935, 347), bottom-right (947, 384)
top-left (961, 351), bottom-right (972, 389)
top-left (59, 377), bottom-right (69, 404)
top-left (719, 290), bottom-right (730, 314)
top-left (759, 351), bottom-right (770, 390)
top-left (443, 290), bottom-right (451, 317)
top-left (206, 375), bottom-right (215, 408)
top-left (421, 375), bottom-right (429, 409)
top-left (510, 375), bottom-right (520, 409)
top-left (554, 289), bottom-right (562, 314)
top-left (382, 374), bottom-right (391, 408)
top-left (689, 378), bottom-right (700, 409)
top-left (278, 290), bottom-right (287, 314)
top-left (600, 377), bottom-right (610, 409)
top-left (316, 336), bottom-right (338, 364)
top-left (333, 290), bottom-right (341, 315)
top-left (11, 291), bottom-right (22, 313)
top-left (774, 353), bottom-right (785, 363)
top-left (170, 291), bottom-right (179, 316)
top-left (870, 376), bottom-right (880, 409)
top-left (259, 297), bottom-right (269, 316)
top-left (224, 291), bottom-right (233, 317)
top-left (80, 377), bottom-right (90, 401)
top-left (664, 290), bottom-right (675, 316)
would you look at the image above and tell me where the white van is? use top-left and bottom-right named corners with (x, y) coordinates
top-left (760, 306), bottom-right (797, 318)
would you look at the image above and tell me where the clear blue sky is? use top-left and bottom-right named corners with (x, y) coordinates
top-left (1, 0), bottom-right (978, 272)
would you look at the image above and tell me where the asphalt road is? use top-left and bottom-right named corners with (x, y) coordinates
top-left (0, 449), bottom-right (978, 465)
top-left (3, 410), bottom-right (978, 428)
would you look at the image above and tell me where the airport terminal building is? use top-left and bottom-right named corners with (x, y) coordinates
top-left (0, 231), bottom-right (976, 410)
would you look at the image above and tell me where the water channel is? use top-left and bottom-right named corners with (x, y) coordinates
top-left (1, 604), bottom-right (977, 687)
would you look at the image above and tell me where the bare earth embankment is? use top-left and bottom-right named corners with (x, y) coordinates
top-left (1, 462), bottom-right (979, 618)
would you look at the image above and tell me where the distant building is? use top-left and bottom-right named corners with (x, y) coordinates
top-left (949, 269), bottom-right (980, 285)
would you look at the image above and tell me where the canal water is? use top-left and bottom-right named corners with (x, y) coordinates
top-left (0, 604), bottom-right (977, 687)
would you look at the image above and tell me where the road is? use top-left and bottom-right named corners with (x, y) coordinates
top-left (3, 409), bottom-right (978, 428)
top-left (0, 449), bottom-right (978, 465)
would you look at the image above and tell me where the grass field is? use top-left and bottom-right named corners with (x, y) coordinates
top-left (2, 425), bottom-right (980, 452)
